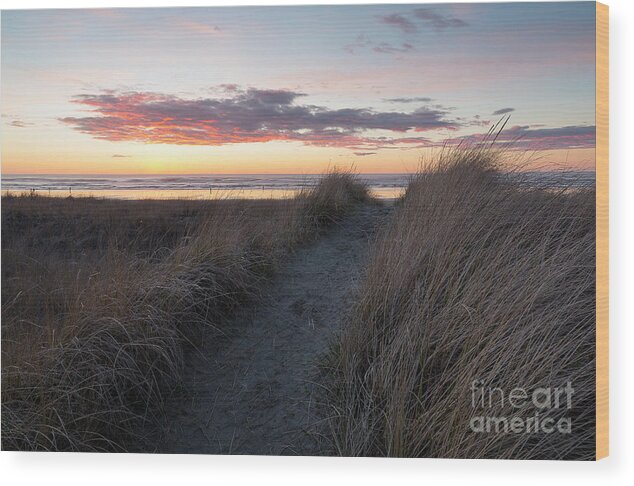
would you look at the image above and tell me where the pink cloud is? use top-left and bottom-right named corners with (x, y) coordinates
top-left (61, 87), bottom-right (456, 149)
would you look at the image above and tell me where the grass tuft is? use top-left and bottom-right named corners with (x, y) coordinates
top-left (1, 171), bottom-right (369, 451)
top-left (326, 147), bottom-right (595, 459)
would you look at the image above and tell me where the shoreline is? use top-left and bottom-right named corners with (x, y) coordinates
top-left (1, 187), bottom-right (406, 201)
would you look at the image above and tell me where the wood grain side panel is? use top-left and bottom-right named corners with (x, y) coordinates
top-left (595, 0), bottom-right (609, 461)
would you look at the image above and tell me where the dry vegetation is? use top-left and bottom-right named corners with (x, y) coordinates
top-left (1, 171), bottom-right (369, 451)
top-left (327, 148), bottom-right (596, 459)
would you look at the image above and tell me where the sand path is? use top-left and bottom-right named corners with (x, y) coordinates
top-left (157, 203), bottom-right (391, 455)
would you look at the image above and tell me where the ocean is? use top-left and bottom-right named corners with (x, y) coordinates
top-left (1, 171), bottom-right (595, 200)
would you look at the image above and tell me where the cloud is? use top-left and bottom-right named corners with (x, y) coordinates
top-left (492, 107), bottom-right (515, 115)
top-left (353, 152), bottom-right (377, 157)
top-left (455, 114), bottom-right (491, 127)
top-left (413, 8), bottom-right (468, 30)
top-left (9, 119), bottom-right (30, 128)
top-left (218, 83), bottom-right (239, 92)
top-left (379, 14), bottom-right (418, 33)
top-left (380, 8), bottom-right (468, 33)
top-left (344, 35), bottom-right (413, 56)
top-left (384, 97), bottom-right (433, 103)
top-left (446, 125), bottom-right (595, 150)
top-left (61, 87), bottom-right (457, 149)
top-left (350, 136), bottom-right (434, 151)
top-left (372, 42), bottom-right (414, 54)
top-left (112, 154), bottom-right (130, 158)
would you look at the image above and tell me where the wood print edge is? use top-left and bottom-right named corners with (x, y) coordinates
top-left (595, 0), bottom-right (609, 461)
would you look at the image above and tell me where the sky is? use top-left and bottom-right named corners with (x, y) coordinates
top-left (1, 2), bottom-right (596, 175)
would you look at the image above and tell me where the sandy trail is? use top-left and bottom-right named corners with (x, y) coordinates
top-left (157, 203), bottom-right (391, 455)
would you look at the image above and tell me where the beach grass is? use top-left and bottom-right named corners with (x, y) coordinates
top-left (1, 170), bottom-right (369, 451)
top-left (326, 147), bottom-right (596, 459)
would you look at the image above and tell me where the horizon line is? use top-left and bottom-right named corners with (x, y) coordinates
top-left (1, 168), bottom-right (597, 177)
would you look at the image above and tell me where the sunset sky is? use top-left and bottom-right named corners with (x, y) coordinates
top-left (1, 2), bottom-right (596, 175)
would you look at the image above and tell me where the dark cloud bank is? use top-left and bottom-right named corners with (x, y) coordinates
top-left (61, 87), bottom-right (456, 150)
top-left (61, 87), bottom-right (595, 152)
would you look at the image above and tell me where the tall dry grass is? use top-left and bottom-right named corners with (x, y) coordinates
top-left (1, 171), bottom-right (369, 451)
top-left (327, 148), bottom-right (595, 459)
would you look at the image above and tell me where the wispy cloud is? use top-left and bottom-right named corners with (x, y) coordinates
top-left (492, 107), bottom-right (515, 115)
top-left (344, 35), bottom-right (414, 56)
top-left (112, 153), bottom-right (130, 158)
top-left (8, 119), bottom-right (30, 128)
top-left (456, 114), bottom-right (491, 127)
top-left (379, 13), bottom-right (418, 33)
top-left (413, 8), bottom-right (468, 30)
top-left (446, 125), bottom-right (595, 150)
top-left (384, 97), bottom-right (433, 103)
top-left (353, 152), bottom-right (377, 157)
top-left (380, 8), bottom-right (468, 33)
top-left (372, 42), bottom-right (414, 54)
top-left (61, 87), bottom-right (457, 149)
